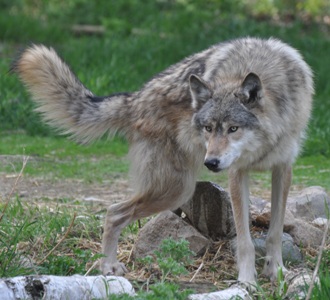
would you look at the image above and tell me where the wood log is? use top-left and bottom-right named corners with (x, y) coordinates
top-left (189, 285), bottom-right (252, 300)
top-left (0, 275), bottom-right (135, 300)
top-left (71, 25), bottom-right (105, 36)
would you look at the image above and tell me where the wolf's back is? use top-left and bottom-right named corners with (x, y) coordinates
top-left (13, 45), bottom-right (131, 143)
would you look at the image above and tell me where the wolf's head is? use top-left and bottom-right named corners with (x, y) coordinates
top-left (189, 73), bottom-right (264, 172)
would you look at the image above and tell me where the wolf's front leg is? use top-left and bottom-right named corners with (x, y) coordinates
top-left (229, 169), bottom-right (256, 285)
top-left (262, 165), bottom-right (292, 281)
top-left (100, 200), bottom-right (136, 275)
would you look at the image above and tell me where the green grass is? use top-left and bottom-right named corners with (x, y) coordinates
top-left (1, 1), bottom-right (330, 156)
top-left (0, 197), bottom-right (102, 277)
top-left (0, 0), bottom-right (329, 299)
top-left (0, 132), bottom-right (329, 192)
top-left (0, 133), bottom-right (129, 181)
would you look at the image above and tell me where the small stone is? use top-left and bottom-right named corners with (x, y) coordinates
top-left (311, 217), bottom-right (329, 227)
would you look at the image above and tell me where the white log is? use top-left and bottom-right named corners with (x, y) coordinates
top-left (189, 285), bottom-right (252, 300)
top-left (0, 269), bottom-right (317, 299)
top-left (0, 275), bottom-right (135, 300)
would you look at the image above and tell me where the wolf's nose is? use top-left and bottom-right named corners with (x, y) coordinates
top-left (204, 158), bottom-right (220, 172)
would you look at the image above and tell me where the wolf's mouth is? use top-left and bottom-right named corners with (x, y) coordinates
top-left (208, 167), bottom-right (223, 173)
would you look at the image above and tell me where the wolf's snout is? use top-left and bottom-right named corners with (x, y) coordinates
top-left (204, 158), bottom-right (221, 172)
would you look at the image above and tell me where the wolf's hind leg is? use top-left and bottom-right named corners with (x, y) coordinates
top-left (100, 184), bottom-right (194, 276)
top-left (100, 199), bottom-right (137, 276)
top-left (262, 165), bottom-right (292, 281)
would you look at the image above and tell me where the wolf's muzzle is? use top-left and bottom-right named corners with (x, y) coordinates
top-left (204, 158), bottom-right (221, 172)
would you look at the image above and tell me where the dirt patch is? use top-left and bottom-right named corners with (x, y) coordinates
top-left (0, 173), bottom-right (132, 206)
top-left (0, 154), bottom-right (304, 204)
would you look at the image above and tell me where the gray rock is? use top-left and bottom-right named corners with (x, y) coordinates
top-left (287, 186), bottom-right (330, 221)
top-left (132, 211), bottom-right (210, 260)
top-left (286, 218), bottom-right (324, 248)
top-left (251, 203), bottom-right (324, 249)
top-left (253, 233), bottom-right (303, 265)
top-left (311, 217), bottom-right (329, 227)
top-left (179, 182), bottom-right (235, 240)
top-left (285, 269), bottom-right (317, 299)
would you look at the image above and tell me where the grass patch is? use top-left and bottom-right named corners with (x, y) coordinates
top-left (0, 136), bottom-right (329, 297)
top-left (1, 0), bottom-right (329, 298)
top-left (0, 133), bottom-right (129, 182)
top-left (1, 132), bottom-right (329, 192)
top-left (1, 1), bottom-right (330, 156)
top-left (0, 197), bottom-right (102, 277)
top-left (1, 195), bottom-right (329, 299)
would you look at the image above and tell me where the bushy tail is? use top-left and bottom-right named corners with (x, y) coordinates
top-left (12, 45), bottom-right (131, 143)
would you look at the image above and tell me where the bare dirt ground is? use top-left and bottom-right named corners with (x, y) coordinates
top-left (0, 155), bottom-right (305, 204)
top-left (0, 172), bottom-right (132, 207)
top-left (0, 154), bottom-right (132, 206)
top-left (0, 171), bottom-right (306, 206)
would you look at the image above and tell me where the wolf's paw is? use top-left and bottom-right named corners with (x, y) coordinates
top-left (262, 259), bottom-right (287, 282)
top-left (236, 268), bottom-right (257, 292)
top-left (100, 260), bottom-right (128, 276)
top-left (231, 280), bottom-right (257, 293)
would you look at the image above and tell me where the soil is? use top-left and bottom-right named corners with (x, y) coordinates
top-left (0, 154), bottom-right (304, 205)
top-left (0, 172), bottom-right (132, 206)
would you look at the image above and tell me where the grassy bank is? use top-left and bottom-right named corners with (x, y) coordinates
top-left (0, 1), bottom-right (329, 299)
top-left (1, 1), bottom-right (330, 157)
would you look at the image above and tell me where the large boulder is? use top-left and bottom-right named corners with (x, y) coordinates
top-left (132, 211), bottom-right (210, 259)
top-left (179, 182), bottom-right (235, 240)
top-left (285, 218), bottom-right (324, 248)
top-left (287, 186), bottom-right (330, 221)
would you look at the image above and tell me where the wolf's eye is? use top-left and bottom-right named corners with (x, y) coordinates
top-left (228, 126), bottom-right (238, 133)
top-left (204, 126), bottom-right (212, 132)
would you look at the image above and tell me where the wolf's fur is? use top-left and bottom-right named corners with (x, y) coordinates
top-left (13, 37), bottom-right (313, 284)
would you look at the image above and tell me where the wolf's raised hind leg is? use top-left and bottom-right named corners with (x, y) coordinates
top-left (262, 164), bottom-right (292, 281)
top-left (229, 169), bottom-right (256, 285)
top-left (100, 198), bottom-right (137, 276)
top-left (100, 185), bottom-right (195, 275)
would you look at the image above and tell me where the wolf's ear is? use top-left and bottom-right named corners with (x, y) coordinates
top-left (238, 73), bottom-right (263, 107)
top-left (189, 74), bottom-right (212, 111)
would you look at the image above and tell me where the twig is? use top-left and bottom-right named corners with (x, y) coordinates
top-left (190, 246), bottom-right (209, 282)
top-left (190, 262), bottom-right (204, 282)
top-left (211, 241), bottom-right (224, 263)
top-left (37, 212), bottom-right (77, 265)
top-left (84, 260), bottom-right (99, 276)
top-left (0, 156), bottom-right (29, 223)
top-left (127, 243), bottom-right (134, 263)
top-left (305, 218), bottom-right (330, 300)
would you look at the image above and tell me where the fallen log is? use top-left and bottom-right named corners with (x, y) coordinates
top-left (71, 25), bottom-right (105, 36)
top-left (0, 275), bottom-right (135, 300)
top-left (0, 268), bottom-right (319, 299)
top-left (189, 285), bottom-right (252, 300)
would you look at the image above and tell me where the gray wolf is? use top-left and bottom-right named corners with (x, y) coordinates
top-left (13, 37), bottom-right (313, 284)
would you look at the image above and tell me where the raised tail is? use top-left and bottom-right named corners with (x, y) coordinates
top-left (12, 45), bottom-right (132, 143)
